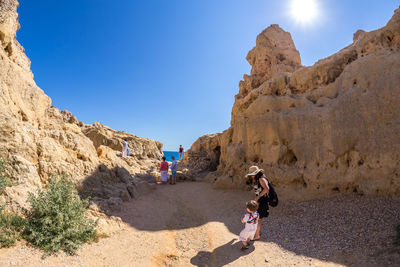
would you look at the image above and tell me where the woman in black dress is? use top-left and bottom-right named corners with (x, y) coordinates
top-left (246, 166), bottom-right (270, 240)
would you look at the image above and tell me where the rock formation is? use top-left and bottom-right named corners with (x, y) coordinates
top-left (0, 0), bottom-right (162, 225)
top-left (184, 7), bottom-right (400, 200)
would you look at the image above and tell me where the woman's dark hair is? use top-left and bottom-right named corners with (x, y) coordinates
top-left (254, 171), bottom-right (263, 180)
top-left (162, 156), bottom-right (166, 161)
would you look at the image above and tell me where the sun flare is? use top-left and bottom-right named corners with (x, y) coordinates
top-left (290, 0), bottom-right (319, 25)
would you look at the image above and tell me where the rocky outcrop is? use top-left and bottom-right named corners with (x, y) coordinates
top-left (184, 7), bottom-right (400, 200)
top-left (0, 0), bottom-right (162, 217)
top-left (82, 122), bottom-right (163, 160)
top-left (180, 134), bottom-right (222, 175)
top-left (238, 24), bottom-right (301, 98)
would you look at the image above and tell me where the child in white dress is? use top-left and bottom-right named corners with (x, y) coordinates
top-left (239, 200), bottom-right (259, 250)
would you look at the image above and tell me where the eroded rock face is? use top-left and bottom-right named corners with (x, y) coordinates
top-left (82, 122), bottom-right (163, 160)
top-left (238, 24), bottom-right (301, 98)
top-left (0, 1), bottom-right (161, 216)
top-left (180, 133), bottom-right (223, 176)
top-left (184, 8), bottom-right (400, 200)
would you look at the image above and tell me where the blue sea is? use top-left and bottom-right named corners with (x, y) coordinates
top-left (163, 151), bottom-right (183, 162)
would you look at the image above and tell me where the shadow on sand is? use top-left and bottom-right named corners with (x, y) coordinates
top-left (79, 166), bottom-right (400, 266)
top-left (190, 239), bottom-right (255, 267)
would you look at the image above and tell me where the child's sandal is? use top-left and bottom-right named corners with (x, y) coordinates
top-left (241, 244), bottom-right (250, 250)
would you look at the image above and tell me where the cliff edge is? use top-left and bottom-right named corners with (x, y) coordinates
top-left (183, 7), bottom-right (400, 200)
top-left (0, 0), bottom-right (162, 224)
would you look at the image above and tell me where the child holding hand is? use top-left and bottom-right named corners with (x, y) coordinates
top-left (239, 200), bottom-right (259, 250)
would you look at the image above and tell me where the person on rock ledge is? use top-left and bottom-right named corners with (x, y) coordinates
top-left (246, 166), bottom-right (270, 240)
top-left (178, 145), bottom-right (184, 160)
top-left (122, 140), bottom-right (130, 157)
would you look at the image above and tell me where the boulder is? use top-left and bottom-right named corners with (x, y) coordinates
top-left (135, 173), bottom-right (157, 184)
top-left (120, 190), bottom-right (131, 202)
top-left (107, 197), bottom-right (123, 211)
top-left (132, 179), bottom-right (155, 196)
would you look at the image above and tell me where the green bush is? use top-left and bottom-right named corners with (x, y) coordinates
top-left (0, 156), bottom-right (24, 248)
top-left (396, 224), bottom-right (400, 245)
top-left (0, 208), bottom-right (26, 248)
top-left (0, 156), bottom-right (12, 194)
top-left (23, 176), bottom-right (96, 255)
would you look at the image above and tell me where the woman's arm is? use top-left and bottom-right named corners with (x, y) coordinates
top-left (254, 178), bottom-right (270, 202)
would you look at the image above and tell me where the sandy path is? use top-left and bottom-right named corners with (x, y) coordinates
top-left (0, 182), bottom-right (399, 266)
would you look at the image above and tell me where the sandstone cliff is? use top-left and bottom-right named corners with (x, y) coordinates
top-left (184, 7), bottom-right (400, 200)
top-left (0, 0), bottom-right (162, 219)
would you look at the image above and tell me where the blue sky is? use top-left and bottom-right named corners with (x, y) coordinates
top-left (18, 0), bottom-right (399, 151)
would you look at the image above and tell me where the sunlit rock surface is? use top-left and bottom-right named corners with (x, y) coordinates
top-left (0, 1), bottom-right (162, 221)
top-left (184, 7), bottom-right (400, 200)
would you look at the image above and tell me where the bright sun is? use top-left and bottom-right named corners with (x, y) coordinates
top-left (290, 0), bottom-right (319, 25)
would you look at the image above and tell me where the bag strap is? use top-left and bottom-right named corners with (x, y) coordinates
top-left (247, 212), bottom-right (258, 224)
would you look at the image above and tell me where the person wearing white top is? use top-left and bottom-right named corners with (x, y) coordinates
top-left (239, 200), bottom-right (259, 250)
top-left (122, 140), bottom-right (130, 157)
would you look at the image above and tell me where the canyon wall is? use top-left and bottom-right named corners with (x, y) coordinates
top-left (0, 0), bottom-right (162, 216)
top-left (183, 7), bottom-right (400, 200)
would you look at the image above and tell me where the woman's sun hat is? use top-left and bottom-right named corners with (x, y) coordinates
top-left (246, 166), bottom-right (264, 176)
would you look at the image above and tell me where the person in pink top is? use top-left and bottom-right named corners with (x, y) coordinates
top-left (160, 156), bottom-right (169, 184)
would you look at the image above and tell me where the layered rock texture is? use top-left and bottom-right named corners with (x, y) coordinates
top-left (184, 7), bottom-right (400, 200)
top-left (0, 0), bottom-right (162, 220)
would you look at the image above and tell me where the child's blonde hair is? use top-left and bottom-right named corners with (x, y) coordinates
top-left (246, 200), bottom-right (258, 212)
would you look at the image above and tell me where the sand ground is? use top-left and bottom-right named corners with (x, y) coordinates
top-left (0, 181), bottom-right (399, 267)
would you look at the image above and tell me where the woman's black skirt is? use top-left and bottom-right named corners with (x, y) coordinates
top-left (257, 196), bottom-right (269, 219)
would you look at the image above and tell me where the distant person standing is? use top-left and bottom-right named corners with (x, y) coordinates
top-left (122, 140), bottom-right (130, 157)
top-left (160, 156), bottom-right (169, 184)
top-left (179, 145), bottom-right (184, 160)
top-left (170, 156), bottom-right (177, 185)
